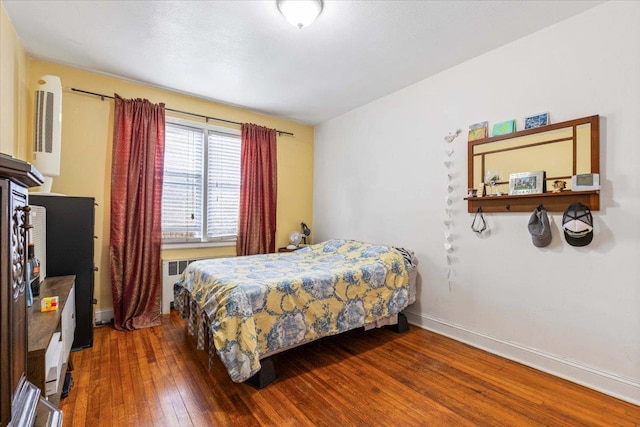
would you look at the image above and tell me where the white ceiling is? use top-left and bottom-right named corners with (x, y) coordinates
top-left (4, 0), bottom-right (602, 126)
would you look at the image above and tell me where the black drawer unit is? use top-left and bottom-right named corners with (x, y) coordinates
top-left (29, 195), bottom-right (95, 349)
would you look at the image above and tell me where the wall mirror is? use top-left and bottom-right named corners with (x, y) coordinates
top-left (466, 115), bottom-right (600, 212)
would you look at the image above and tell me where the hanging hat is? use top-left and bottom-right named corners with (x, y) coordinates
top-left (528, 206), bottom-right (552, 247)
top-left (562, 202), bottom-right (593, 246)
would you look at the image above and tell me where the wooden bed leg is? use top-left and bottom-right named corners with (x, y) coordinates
top-left (388, 313), bottom-right (410, 334)
top-left (245, 357), bottom-right (277, 389)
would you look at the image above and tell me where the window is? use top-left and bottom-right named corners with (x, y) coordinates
top-left (161, 118), bottom-right (241, 245)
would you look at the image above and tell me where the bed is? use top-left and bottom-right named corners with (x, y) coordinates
top-left (175, 239), bottom-right (418, 387)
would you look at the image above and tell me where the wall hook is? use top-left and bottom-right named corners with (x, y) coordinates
top-left (471, 206), bottom-right (487, 234)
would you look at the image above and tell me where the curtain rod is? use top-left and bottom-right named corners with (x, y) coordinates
top-left (69, 87), bottom-right (295, 137)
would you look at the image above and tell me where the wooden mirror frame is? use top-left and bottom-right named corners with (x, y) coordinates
top-left (466, 115), bottom-right (600, 213)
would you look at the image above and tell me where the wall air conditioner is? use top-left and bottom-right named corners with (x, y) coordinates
top-left (32, 75), bottom-right (62, 194)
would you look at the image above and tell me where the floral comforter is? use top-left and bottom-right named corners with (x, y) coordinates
top-left (175, 239), bottom-right (411, 383)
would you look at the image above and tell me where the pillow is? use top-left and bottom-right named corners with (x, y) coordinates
top-left (393, 247), bottom-right (417, 268)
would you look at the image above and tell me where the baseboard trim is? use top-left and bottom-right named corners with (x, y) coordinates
top-left (95, 308), bottom-right (114, 325)
top-left (404, 310), bottom-right (640, 406)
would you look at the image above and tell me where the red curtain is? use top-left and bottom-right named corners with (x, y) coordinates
top-left (237, 123), bottom-right (277, 256)
top-left (110, 95), bottom-right (165, 331)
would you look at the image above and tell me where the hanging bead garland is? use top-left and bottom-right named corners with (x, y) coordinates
top-left (443, 130), bottom-right (460, 289)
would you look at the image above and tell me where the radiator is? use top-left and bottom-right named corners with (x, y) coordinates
top-left (161, 258), bottom-right (203, 314)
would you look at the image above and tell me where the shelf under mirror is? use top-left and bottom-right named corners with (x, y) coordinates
top-left (466, 115), bottom-right (600, 213)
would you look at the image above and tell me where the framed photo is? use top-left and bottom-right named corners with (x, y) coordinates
top-left (509, 171), bottom-right (546, 195)
top-left (468, 121), bottom-right (488, 141)
top-left (468, 127), bottom-right (487, 140)
top-left (524, 112), bottom-right (549, 129)
top-left (492, 119), bottom-right (516, 136)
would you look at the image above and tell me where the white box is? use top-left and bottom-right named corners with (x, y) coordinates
top-left (44, 332), bottom-right (62, 396)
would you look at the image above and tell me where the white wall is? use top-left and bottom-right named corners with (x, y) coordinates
top-left (314, 1), bottom-right (640, 404)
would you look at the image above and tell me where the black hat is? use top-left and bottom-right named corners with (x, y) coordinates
top-left (528, 206), bottom-right (552, 247)
top-left (562, 202), bottom-right (593, 246)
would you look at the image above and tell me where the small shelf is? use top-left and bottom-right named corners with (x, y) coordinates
top-left (466, 115), bottom-right (600, 214)
top-left (465, 190), bottom-right (599, 213)
top-left (27, 276), bottom-right (75, 404)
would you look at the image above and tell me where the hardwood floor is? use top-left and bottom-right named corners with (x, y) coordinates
top-left (59, 311), bottom-right (640, 426)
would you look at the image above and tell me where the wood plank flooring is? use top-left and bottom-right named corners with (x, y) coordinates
top-left (59, 311), bottom-right (640, 426)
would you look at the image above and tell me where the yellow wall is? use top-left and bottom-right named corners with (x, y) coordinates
top-left (0, 1), bottom-right (29, 158)
top-left (26, 60), bottom-right (314, 313)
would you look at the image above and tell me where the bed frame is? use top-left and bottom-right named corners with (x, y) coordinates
top-left (245, 313), bottom-right (410, 389)
top-left (178, 244), bottom-right (418, 388)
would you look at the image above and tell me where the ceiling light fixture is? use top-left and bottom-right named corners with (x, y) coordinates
top-left (277, 0), bottom-right (323, 29)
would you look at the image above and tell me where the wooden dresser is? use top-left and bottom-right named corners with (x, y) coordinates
top-left (1, 154), bottom-right (62, 427)
top-left (27, 275), bottom-right (76, 405)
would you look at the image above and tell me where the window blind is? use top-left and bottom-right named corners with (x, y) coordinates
top-left (207, 131), bottom-right (240, 239)
top-left (161, 121), bottom-right (240, 244)
top-left (162, 124), bottom-right (204, 240)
